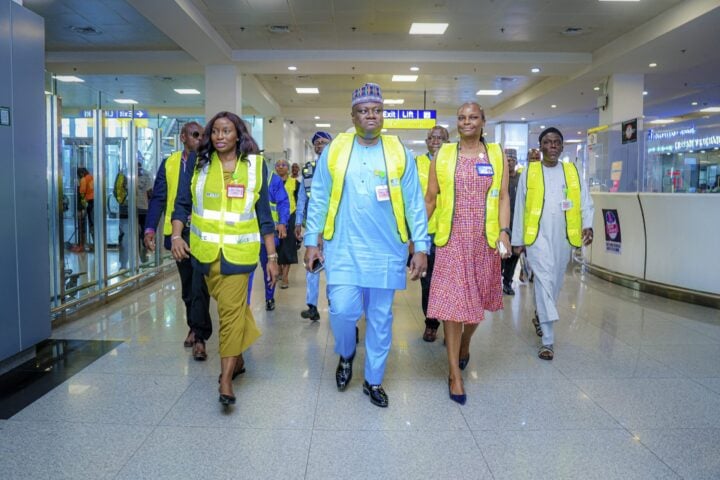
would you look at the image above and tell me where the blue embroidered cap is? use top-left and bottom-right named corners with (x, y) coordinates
top-left (312, 131), bottom-right (332, 144)
top-left (351, 83), bottom-right (383, 107)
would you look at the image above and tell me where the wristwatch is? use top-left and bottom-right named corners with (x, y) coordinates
top-left (500, 228), bottom-right (512, 238)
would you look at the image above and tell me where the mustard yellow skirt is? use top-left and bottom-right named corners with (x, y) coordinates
top-left (204, 260), bottom-right (261, 358)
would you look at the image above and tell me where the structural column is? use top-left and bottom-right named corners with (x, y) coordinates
top-left (204, 64), bottom-right (242, 119)
top-left (599, 74), bottom-right (644, 127)
top-left (494, 122), bottom-right (529, 164)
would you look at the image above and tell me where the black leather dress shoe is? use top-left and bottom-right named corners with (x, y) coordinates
top-left (300, 304), bottom-right (320, 321)
top-left (335, 352), bottom-right (355, 391)
top-left (502, 284), bottom-right (515, 295)
top-left (363, 381), bottom-right (389, 408)
top-left (265, 298), bottom-right (275, 311)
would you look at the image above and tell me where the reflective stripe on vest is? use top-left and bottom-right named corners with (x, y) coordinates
top-left (267, 171), bottom-right (279, 223)
top-left (162, 151), bottom-right (183, 235)
top-left (323, 133), bottom-right (408, 243)
top-left (415, 153), bottom-right (437, 234)
top-left (523, 161), bottom-right (583, 247)
top-left (433, 142), bottom-right (504, 248)
top-left (189, 153), bottom-right (263, 265)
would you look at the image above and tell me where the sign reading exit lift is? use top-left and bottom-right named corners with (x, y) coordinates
top-left (383, 109), bottom-right (436, 129)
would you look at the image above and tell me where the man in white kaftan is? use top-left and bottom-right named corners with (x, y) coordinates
top-left (511, 127), bottom-right (594, 360)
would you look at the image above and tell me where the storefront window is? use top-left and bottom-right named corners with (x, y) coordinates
top-left (645, 116), bottom-right (720, 193)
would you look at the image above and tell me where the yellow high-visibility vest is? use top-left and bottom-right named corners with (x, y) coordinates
top-left (284, 176), bottom-right (297, 214)
top-left (415, 153), bottom-right (437, 234)
top-left (324, 133), bottom-right (408, 243)
top-left (433, 142), bottom-right (504, 248)
top-left (189, 152), bottom-right (263, 265)
top-left (162, 151), bottom-right (182, 235)
top-left (523, 161), bottom-right (582, 247)
top-left (267, 171), bottom-right (279, 223)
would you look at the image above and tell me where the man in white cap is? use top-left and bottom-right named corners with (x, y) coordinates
top-left (304, 83), bottom-right (429, 407)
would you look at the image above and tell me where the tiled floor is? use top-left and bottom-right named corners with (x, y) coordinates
top-left (2, 260), bottom-right (720, 479)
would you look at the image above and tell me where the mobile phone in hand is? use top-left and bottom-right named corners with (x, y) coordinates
top-left (310, 258), bottom-right (324, 273)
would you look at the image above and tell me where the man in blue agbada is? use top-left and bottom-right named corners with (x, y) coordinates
top-left (304, 83), bottom-right (429, 408)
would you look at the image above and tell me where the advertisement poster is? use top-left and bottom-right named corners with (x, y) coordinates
top-left (622, 118), bottom-right (637, 144)
top-left (602, 209), bottom-right (622, 254)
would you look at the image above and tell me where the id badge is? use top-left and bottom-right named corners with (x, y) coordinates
top-left (475, 163), bottom-right (494, 176)
top-left (227, 184), bottom-right (245, 198)
top-left (375, 184), bottom-right (390, 201)
top-left (560, 199), bottom-right (573, 211)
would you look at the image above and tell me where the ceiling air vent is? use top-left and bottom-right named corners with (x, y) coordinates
top-left (268, 25), bottom-right (291, 34)
top-left (69, 25), bottom-right (102, 35)
top-left (561, 27), bottom-right (586, 36)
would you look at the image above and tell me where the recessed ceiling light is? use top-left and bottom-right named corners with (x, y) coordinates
top-left (314, 116), bottom-right (320, 120)
top-left (577, 131), bottom-right (582, 135)
top-left (643, 91), bottom-right (648, 95)
top-left (384, 99), bottom-right (405, 105)
top-left (565, 139), bottom-right (582, 143)
top-left (161, 115), bottom-right (168, 119)
top-left (649, 118), bottom-right (674, 124)
top-left (114, 98), bottom-right (138, 104)
top-left (648, 63), bottom-right (657, 68)
top-left (412, 140), bottom-right (426, 144)
top-left (520, 117), bottom-right (526, 121)
top-left (476, 89), bottom-right (502, 95)
top-left (315, 123), bottom-right (331, 127)
top-left (593, 86), bottom-right (600, 91)
top-left (296, 87), bottom-right (319, 94)
top-left (409, 23), bottom-right (448, 35)
top-left (700, 107), bottom-right (720, 112)
top-left (174, 88), bottom-right (201, 95)
top-left (288, 66), bottom-right (297, 71)
top-left (531, 67), bottom-right (541, 73)
top-left (392, 75), bottom-right (418, 82)
top-left (54, 75), bottom-right (84, 83)
top-left (410, 66), bottom-right (420, 72)
top-left (551, 104), bottom-right (557, 108)
top-left (381, 128), bottom-right (388, 132)
top-left (691, 101), bottom-right (698, 106)
top-left (540, 125), bottom-right (546, 129)
top-left (438, 123), bottom-right (449, 128)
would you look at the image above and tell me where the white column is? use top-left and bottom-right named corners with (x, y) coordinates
top-left (599, 74), bottom-right (644, 127)
top-left (263, 116), bottom-right (285, 156)
top-left (204, 64), bottom-right (242, 119)
top-left (494, 122), bottom-right (529, 164)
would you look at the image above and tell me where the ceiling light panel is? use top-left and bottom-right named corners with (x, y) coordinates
top-left (54, 75), bottom-right (84, 83)
top-left (409, 23), bottom-right (448, 35)
top-left (392, 75), bottom-right (418, 82)
top-left (384, 99), bottom-right (405, 105)
top-left (296, 87), bottom-right (320, 94)
top-left (476, 89), bottom-right (502, 95)
top-left (114, 98), bottom-right (138, 104)
top-left (174, 89), bottom-right (201, 94)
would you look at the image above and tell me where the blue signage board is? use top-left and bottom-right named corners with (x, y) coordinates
top-left (79, 110), bottom-right (149, 119)
top-left (383, 109), bottom-right (437, 129)
top-left (383, 109), bottom-right (436, 120)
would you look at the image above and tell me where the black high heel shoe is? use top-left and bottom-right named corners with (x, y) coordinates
top-left (448, 378), bottom-right (466, 405)
top-left (459, 354), bottom-right (470, 370)
top-left (218, 385), bottom-right (236, 405)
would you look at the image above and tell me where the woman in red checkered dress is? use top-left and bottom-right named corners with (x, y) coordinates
top-left (426, 102), bottom-right (511, 404)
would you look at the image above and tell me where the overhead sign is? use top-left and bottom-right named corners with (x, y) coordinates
top-left (80, 110), bottom-right (149, 119)
top-left (383, 109), bottom-right (436, 129)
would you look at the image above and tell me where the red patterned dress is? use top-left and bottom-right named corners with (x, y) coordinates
top-left (427, 152), bottom-right (503, 323)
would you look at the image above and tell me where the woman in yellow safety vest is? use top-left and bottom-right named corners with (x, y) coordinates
top-left (273, 158), bottom-right (300, 288)
top-left (424, 102), bottom-right (511, 405)
top-left (170, 111), bottom-right (279, 407)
